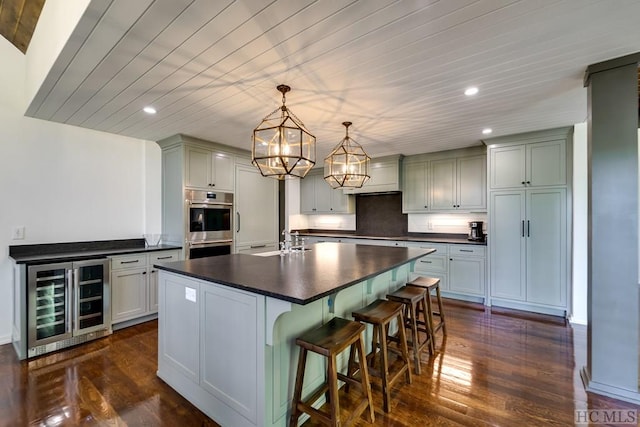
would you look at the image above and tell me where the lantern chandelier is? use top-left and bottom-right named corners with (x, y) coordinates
top-left (324, 121), bottom-right (371, 189)
top-left (252, 85), bottom-right (316, 179)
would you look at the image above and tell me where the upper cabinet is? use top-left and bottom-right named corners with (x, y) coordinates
top-left (343, 155), bottom-right (403, 194)
top-left (403, 147), bottom-right (486, 213)
top-left (488, 135), bottom-right (567, 190)
top-left (185, 146), bottom-right (234, 192)
top-left (300, 170), bottom-right (354, 214)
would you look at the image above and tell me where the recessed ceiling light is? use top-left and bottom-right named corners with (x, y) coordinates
top-left (143, 106), bottom-right (157, 114)
top-left (464, 87), bottom-right (479, 96)
top-left (482, 128), bottom-right (493, 135)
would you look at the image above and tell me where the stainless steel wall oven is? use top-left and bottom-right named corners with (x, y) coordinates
top-left (185, 189), bottom-right (233, 259)
top-left (13, 258), bottom-right (111, 359)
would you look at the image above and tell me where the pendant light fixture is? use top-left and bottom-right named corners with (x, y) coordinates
top-left (324, 121), bottom-right (371, 189)
top-left (252, 85), bottom-right (316, 179)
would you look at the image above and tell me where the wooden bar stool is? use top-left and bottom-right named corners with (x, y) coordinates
top-left (349, 299), bottom-right (412, 413)
top-left (386, 285), bottom-right (433, 374)
top-left (289, 317), bottom-right (375, 427)
top-left (407, 276), bottom-right (447, 338)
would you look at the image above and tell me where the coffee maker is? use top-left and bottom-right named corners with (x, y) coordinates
top-left (468, 221), bottom-right (484, 242)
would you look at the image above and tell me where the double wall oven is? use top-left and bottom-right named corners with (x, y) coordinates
top-left (185, 190), bottom-right (233, 259)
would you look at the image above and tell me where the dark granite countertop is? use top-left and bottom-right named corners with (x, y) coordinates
top-left (155, 242), bottom-right (435, 305)
top-left (9, 239), bottom-right (182, 265)
top-left (295, 231), bottom-right (487, 246)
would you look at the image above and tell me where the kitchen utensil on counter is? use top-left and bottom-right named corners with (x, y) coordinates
top-left (468, 221), bottom-right (485, 242)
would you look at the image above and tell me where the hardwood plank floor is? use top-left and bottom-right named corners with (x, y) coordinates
top-left (0, 300), bottom-right (637, 426)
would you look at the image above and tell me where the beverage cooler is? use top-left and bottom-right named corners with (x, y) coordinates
top-left (13, 259), bottom-right (112, 359)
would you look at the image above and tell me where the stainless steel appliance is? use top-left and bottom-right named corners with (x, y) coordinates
top-left (14, 259), bottom-right (111, 359)
top-left (185, 189), bottom-right (233, 259)
top-left (468, 221), bottom-right (485, 242)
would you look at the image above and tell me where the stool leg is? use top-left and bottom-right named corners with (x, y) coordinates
top-left (370, 324), bottom-right (379, 370)
top-left (419, 295), bottom-right (434, 354)
top-left (408, 301), bottom-right (421, 375)
top-left (289, 347), bottom-right (307, 427)
top-left (327, 353), bottom-right (340, 427)
top-left (356, 334), bottom-right (375, 423)
top-left (425, 291), bottom-right (436, 350)
top-left (435, 285), bottom-right (447, 335)
top-left (379, 322), bottom-right (391, 413)
top-left (345, 342), bottom-right (356, 394)
top-left (396, 311), bottom-right (413, 386)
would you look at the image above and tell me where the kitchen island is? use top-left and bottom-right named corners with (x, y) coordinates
top-left (154, 242), bottom-right (435, 427)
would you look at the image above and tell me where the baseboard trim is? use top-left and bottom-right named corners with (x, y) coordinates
top-left (581, 366), bottom-right (640, 405)
top-left (0, 334), bottom-right (11, 346)
top-left (112, 314), bottom-right (158, 331)
top-left (490, 298), bottom-right (566, 317)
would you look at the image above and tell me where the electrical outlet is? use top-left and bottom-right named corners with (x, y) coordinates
top-left (12, 226), bottom-right (25, 240)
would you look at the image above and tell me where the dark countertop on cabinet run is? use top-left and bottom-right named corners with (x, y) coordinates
top-left (155, 242), bottom-right (435, 305)
top-left (9, 238), bottom-right (182, 265)
top-left (295, 231), bottom-right (487, 246)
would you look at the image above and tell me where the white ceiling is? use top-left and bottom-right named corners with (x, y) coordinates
top-left (25, 0), bottom-right (640, 159)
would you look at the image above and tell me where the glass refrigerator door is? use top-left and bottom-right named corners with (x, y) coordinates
top-left (74, 259), bottom-right (110, 334)
top-left (28, 263), bottom-right (73, 347)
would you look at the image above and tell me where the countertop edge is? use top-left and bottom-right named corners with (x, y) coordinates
top-left (296, 231), bottom-right (487, 246)
top-left (10, 245), bottom-right (182, 265)
top-left (155, 247), bottom-right (436, 305)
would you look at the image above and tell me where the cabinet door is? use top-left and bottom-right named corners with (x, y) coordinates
top-left (299, 173), bottom-right (316, 213)
top-left (489, 191), bottom-right (526, 301)
top-left (235, 165), bottom-right (278, 246)
top-left (148, 269), bottom-right (159, 314)
top-left (212, 152), bottom-right (234, 191)
top-left (526, 139), bottom-right (566, 187)
top-left (403, 162), bottom-right (428, 212)
top-left (489, 145), bottom-right (526, 189)
top-left (457, 155), bottom-right (486, 210)
top-left (314, 174), bottom-right (332, 212)
top-left (330, 187), bottom-right (351, 213)
top-left (111, 267), bottom-right (147, 323)
top-left (430, 158), bottom-right (456, 210)
top-left (186, 146), bottom-right (212, 189)
top-left (526, 188), bottom-right (566, 307)
top-left (449, 257), bottom-right (485, 296)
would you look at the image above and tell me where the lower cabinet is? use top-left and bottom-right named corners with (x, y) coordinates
top-left (406, 242), bottom-right (486, 302)
top-left (111, 250), bottom-right (182, 325)
top-left (235, 243), bottom-right (279, 255)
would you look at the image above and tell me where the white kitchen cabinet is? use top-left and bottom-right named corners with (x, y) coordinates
top-left (489, 188), bottom-right (567, 308)
top-left (343, 155), bottom-right (402, 194)
top-left (430, 155), bottom-right (486, 211)
top-left (186, 146), bottom-right (234, 192)
top-left (489, 139), bottom-right (566, 189)
top-left (300, 170), bottom-right (354, 214)
top-left (402, 161), bottom-right (429, 212)
top-left (448, 245), bottom-right (486, 296)
top-left (111, 250), bottom-right (182, 324)
top-left (235, 164), bottom-right (279, 250)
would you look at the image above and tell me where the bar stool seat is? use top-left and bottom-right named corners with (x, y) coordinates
top-left (290, 317), bottom-right (375, 427)
top-left (350, 299), bottom-right (412, 413)
top-left (386, 285), bottom-right (433, 374)
top-left (407, 276), bottom-right (447, 338)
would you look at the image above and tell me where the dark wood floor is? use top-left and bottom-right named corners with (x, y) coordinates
top-left (0, 300), bottom-right (637, 426)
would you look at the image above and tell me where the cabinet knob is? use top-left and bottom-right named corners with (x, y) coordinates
top-left (526, 181), bottom-right (531, 184)
top-left (450, 258), bottom-right (453, 261)
top-left (142, 271), bottom-right (147, 275)
top-left (521, 181), bottom-right (526, 185)
top-left (424, 205), bottom-right (427, 208)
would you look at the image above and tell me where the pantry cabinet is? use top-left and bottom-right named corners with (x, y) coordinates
top-left (185, 145), bottom-right (234, 192)
top-left (486, 127), bottom-right (571, 316)
top-left (234, 163), bottom-right (279, 253)
top-left (300, 170), bottom-right (354, 214)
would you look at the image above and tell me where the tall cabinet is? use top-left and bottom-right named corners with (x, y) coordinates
top-left (486, 127), bottom-right (572, 317)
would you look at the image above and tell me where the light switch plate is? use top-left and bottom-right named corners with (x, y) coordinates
top-left (185, 287), bottom-right (196, 302)
top-left (12, 226), bottom-right (25, 240)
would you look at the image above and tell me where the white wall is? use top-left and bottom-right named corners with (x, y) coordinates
top-left (571, 123), bottom-right (588, 325)
top-left (0, 36), bottom-right (161, 344)
top-left (408, 212), bottom-right (488, 234)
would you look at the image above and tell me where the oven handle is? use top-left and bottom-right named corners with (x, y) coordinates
top-left (188, 201), bottom-right (233, 207)
top-left (188, 240), bottom-right (233, 247)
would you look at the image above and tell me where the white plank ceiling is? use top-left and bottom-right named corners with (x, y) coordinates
top-left (25, 0), bottom-right (640, 159)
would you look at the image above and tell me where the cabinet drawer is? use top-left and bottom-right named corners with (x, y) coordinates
top-left (414, 255), bottom-right (447, 273)
top-left (405, 242), bottom-right (448, 255)
top-left (149, 250), bottom-right (181, 263)
top-left (449, 245), bottom-right (486, 257)
top-left (111, 254), bottom-right (148, 270)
